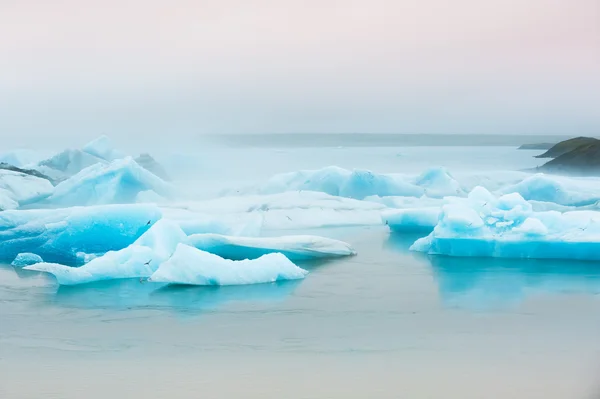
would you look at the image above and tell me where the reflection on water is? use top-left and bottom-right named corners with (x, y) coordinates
top-left (385, 232), bottom-right (600, 309)
top-left (54, 279), bottom-right (302, 313)
top-left (430, 256), bottom-right (600, 309)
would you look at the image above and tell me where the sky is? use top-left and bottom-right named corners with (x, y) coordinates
top-left (0, 0), bottom-right (599, 147)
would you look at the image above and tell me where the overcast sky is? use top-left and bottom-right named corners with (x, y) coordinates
top-left (1, 0), bottom-right (599, 147)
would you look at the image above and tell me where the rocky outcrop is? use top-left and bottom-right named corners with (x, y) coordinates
top-left (535, 137), bottom-right (599, 158)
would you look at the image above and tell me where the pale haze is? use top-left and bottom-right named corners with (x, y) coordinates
top-left (1, 0), bottom-right (599, 148)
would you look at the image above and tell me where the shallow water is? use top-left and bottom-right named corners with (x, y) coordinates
top-left (1, 144), bottom-right (600, 398)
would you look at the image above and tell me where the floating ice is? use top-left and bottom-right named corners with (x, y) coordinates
top-left (383, 207), bottom-right (440, 233)
top-left (257, 166), bottom-right (424, 199)
top-left (82, 135), bottom-right (125, 161)
top-left (170, 191), bottom-right (385, 231)
top-left (149, 244), bottom-right (308, 286)
top-left (414, 167), bottom-right (465, 198)
top-left (11, 252), bottom-right (44, 267)
top-left (0, 204), bottom-right (161, 265)
top-left (0, 170), bottom-right (54, 210)
top-left (500, 174), bottom-right (600, 207)
top-left (47, 157), bottom-right (174, 206)
top-left (187, 233), bottom-right (356, 261)
top-left (36, 149), bottom-right (106, 181)
top-left (26, 219), bottom-right (187, 285)
top-left (410, 187), bottom-right (600, 261)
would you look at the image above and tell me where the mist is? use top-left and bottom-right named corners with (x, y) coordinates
top-left (1, 0), bottom-right (599, 149)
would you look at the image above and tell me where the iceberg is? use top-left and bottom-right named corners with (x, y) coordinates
top-left (410, 187), bottom-right (600, 261)
top-left (149, 244), bottom-right (308, 286)
top-left (11, 252), bottom-right (44, 267)
top-left (36, 149), bottom-right (106, 181)
top-left (414, 167), bottom-right (465, 198)
top-left (0, 169), bottom-right (54, 210)
top-left (257, 166), bottom-right (424, 200)
top-left (187, 233), bottom-right (356, 261)
top-left (81, 135), bottom-right (125, 161)
top-left (0, 204), bottom-right (161, 265)
top-left (26, 219), bottom-right (187, 285)
top-left (499, 173), bottom-right (600, 207)
top-left (47, 157), bottom-right (174, 206)
top-left (169, 191), bottom-right (385, 231)
top-left (383, 207), bottom-right (440, 233)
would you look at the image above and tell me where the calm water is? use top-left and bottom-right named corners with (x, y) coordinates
top-left (1, 145), bottom-right (600, 398)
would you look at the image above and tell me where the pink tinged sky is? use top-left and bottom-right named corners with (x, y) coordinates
top-left (0, 0), bottom-right (599, 144)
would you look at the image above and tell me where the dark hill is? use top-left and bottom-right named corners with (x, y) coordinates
top-left (535, 136), bottom-right (599, 158)
top-left (540, 141), bottom-right (600, 175)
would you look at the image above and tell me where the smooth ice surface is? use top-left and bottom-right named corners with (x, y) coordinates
top-left (48, 157), bottom-right (174, 206)
top-left (187, 233), bottom-right (356, 261)
top-left (500, 173), bottom-right (600, 207)
top-left (383, 207), bottom-right (440, 233)
top-left (11, 252), bottom-right (43, 267)
top-left (26, 220), bottom-right (187, 285)
top-left (36, 149), bottom-right (106, 181)
top-left (255, 166), bottom-right (423, 199)
top-left (410, 187), bottom-right (600, 261)
top-left (82, 135), bottom-right (125, 162)
top-left (149, 243), bottom-right (308, 285)
top-left (0, 149), bottom-right (44, 168)
top-left (170, 191), bottom-right (385, 231)
top-left (0, 204), bottom-right (161, 265)
top-left (0, 170), bottom-right (54, 210)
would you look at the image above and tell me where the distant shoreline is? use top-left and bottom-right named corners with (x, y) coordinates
top-left (203, 133), bottom-right (577, 148)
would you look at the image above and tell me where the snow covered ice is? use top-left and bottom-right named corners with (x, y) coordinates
top-left (187, 233), bottom-right (356, 261)
top-left (149, 244), bottom-right (308, 286)
top-left (409, 187), bottom-right (600, 261)
top-left (47, 157), bottom-right (174, 206)
top-left (11, 252), bottom-right (44, 267)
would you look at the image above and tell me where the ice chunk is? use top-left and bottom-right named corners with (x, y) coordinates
top-left (36, 149), bottom-right (106, 181)
top-left (414, 167), bottom-right (464, 198)
top-left (47, 157), bottom-right (174, 206)
top-left (0, 169), bottom-right (54, 209)
top-left (257, 166), bottom-right (423, 199)
top-left (411, 188), bottom-right (600, 261)
top-left (187, 233), bottom-right (356, 261)
top-left (162, 208), bottom-right (264, 236)
top-left (500, 174), bottom-right (600, 206)
top-left (0, 204), bottom-right (161, 265)
top-left (11, 252), bottom-right (44, 267)
top-left (169, 191), bottom-right (385, 231)
top-left (149, 244), bottom-right (308, 286)
top-left (383, 207), bottom-right (440, 233)
top-left (82, 135), bottom-right (125, 161)
top-left (26, 219), bottom-right (187, 285)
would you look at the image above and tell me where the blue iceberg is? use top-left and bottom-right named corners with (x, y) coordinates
top-left (258, 166), bottom-right (424, 199)
top-left (499, 173), bottom-right (600, 207)
top-left (149, 244), bottom-right (308, 286)
top-left (410, 186), bottom-right (600, 261)
top-left (47, 157), bottom-right (174, 206)
top-left (81, 135), bottom-right (125, 162)
top-left (11, 252), bottom-right (44, 267)
top-left (25, 219), bottom-right (187, 285)
top-left (383, 207), bottom-right (440, 233)
top-left (0, 204), bottom-right (161, 265)
top-left (36, 149), bottom-right (106, 181)
top-left (255, 166), bottom-right (470, 200)
top-left (187, 233), bottom-right (356, 261)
